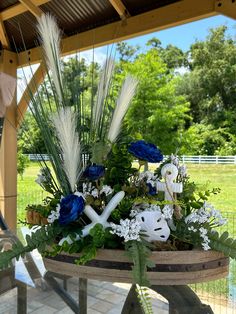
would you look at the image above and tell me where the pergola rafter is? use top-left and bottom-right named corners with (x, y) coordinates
top-left (109, 0), bottom-right (130, 20)
top-left (0, 0), bottom-right (50, 21)
top-left (18, 0), bottom-right (44, 18)
top-left (17, 63), bottom-right (46, 128)
top-left (0, 17), bottom-right (10, 48)
top-left (17, 0), bottom-right (219, 67)
top-left (0, 0), bottom-right (235, 230)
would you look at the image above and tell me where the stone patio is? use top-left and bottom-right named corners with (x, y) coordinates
top-left (0, 277), bottom-right (235, 314)
top-left (0, 278), bottom-right (169, 314)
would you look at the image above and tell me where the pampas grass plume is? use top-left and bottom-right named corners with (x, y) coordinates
top-left (37, 14), bottom-right (63, 102)
top-left (108, 75), bottom-right (138, 143)
top-left (52, 108), bottom-right (81, 192)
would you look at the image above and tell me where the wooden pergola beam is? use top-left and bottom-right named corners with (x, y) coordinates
top-left (17, 63), bottom-right (46, 128)
top-left (17, 0), bottom-right (217, 67)
top-left (109, 0), bottom-right (130, 20)
top-left (0, 17), bottom-right (10, 48)
top-left (19, 0), bottom-right (43, 18)
top-left (215, 0), bottom-right (236, 20)
top-left (0, 0), bottom-right (50, 21)
top-left (0, 50), bottom-right (17, 232)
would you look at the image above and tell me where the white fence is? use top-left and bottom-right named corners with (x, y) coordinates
top-left (27, 154), bottom-right (236, 164)
top-left (180, 155), bottom-right (236, 164)
top-left (28, 154), bottom-right (50, 161)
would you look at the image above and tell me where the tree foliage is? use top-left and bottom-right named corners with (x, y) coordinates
top-left (19, 26), bottom-right (236, 156)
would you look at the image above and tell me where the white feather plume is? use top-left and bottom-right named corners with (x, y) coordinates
top-left (37, 14), bottom-right (63, 102)
top-left (93, 58), bottom-right (115, 129)
top-left (108, 75), bottom-right (138, 143)
top-left (52, 108), bottom-right (81, 192)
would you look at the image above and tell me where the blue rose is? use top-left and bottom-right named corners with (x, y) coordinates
top-left (147, 183), bottom-right (157, 196)
top-left (59, 194), bottom-right (85, 225)
top-left (83, 164), bottom-right (105, 180)
top-left (128, 140), bottom-right (163, 163)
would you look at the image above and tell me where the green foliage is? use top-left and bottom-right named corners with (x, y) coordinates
top-left (180, 123), bottom-right (236, 155)
top-left (122, 49), bottom-right (190, 154)
top-left (111, 198), bottom-right (133, 222)
top-left (209, 231), bottom-right (236, 259)
top-left (75, 244), bottom-right (97, 265)
top-left (17, 149), bottom-right (29, 179)
top-left (136, 285), bottom-right (154, 314)
top-left (105, 142), bottom-right (136, 190)
top-left (0, 224), bottom-right (62, 270)
top-left (125, 240), bottom-right (154, 287)
top-left (177, 26), bottom-right (236, 154)
top-left (25, 196), bottom-right (60, 218)
top-left (75, 224), bottom-right (119, 265)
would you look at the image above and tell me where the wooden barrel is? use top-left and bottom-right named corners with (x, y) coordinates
top-left (43, 249), bottom-right (229, 285)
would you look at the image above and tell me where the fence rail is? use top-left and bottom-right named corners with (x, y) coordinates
top-left (27, 154), bottom-right (236, 164)
top-left (180, 155), bottom-right (236, 164)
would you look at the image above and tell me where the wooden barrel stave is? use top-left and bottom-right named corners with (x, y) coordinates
top-left (43, 250), bottom-right (229, 285)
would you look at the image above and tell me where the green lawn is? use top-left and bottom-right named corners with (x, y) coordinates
top-left (17, 162), bottom-right (48, 221)
top-left (186, 164), bottom-right (236, 213)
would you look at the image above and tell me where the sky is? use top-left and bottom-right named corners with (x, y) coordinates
top-left (17, 14), bottom-right (236, 100)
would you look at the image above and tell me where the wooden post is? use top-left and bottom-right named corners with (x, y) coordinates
top-left (0, 50), bottom-right (17, 232)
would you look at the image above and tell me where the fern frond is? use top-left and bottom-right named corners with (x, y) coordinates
top-left (0, 224), bottom-right (61, 271)
top-left (125, 240), bottom-right (154, 287)
top-left (136, 285), bottom-right (154, 314)
top-left (209, 231), bottom-right (236, 259)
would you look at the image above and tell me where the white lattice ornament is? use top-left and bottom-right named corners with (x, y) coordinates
top-left (136, 210), bottom-right (170, 242)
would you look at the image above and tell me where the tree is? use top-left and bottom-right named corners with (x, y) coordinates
top-left (147, 38), bottom-right (187, 70)
top-left (116, 42), bottom-right (140, 62)
top-left (178, 26), bottom-right (236, 134)
top-left (122, 49), bottom-right (190, 154)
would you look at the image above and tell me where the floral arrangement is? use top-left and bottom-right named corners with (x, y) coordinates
top-left (1, 13), bottom-right (236, 314)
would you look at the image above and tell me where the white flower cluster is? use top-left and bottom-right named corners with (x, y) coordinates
top-left (47, 203), bottom-right (60, 223)
top-left (138, 171), bottom-right (157, 187)
top-left (35, 168), bottom-right (48, 185)
top-left (199, 227), bottom-right (211, 250)
top-left (185, 202), bottom-right (227, 226)
top-left (170, 154), bottom-right (187, 178)
top-left (110, 218), bottom-right (141, 242)
top-left (179, 165), bottom-right (187, 178)
top-left (162, 205), bottom-right (173, 220)
top-left (188, 225), bottom-right (211, 250)
top-left (82, 183), bottom-right (113, 198)
top-left (170, 154), bottom-right (179, 167)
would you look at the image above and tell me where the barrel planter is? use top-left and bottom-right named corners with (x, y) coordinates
top-left (43, 249), bottom-right (229, 285)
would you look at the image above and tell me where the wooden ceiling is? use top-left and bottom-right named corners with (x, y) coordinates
top-left (0, 0), bottom-right (235, 67)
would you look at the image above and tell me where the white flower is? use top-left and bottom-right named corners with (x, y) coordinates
top-left (130, 209), bottom-right (141, 218)
top-left (202, 242), bottom-right (211, 250)
top-left (110, 218), bottom-right (141, 242)
top-left (74, 191), bottom-right (85, 199)
top-left (91, 189), bottom-right (99, 198)
top-left (83, 182), bottom-right (93, 196)
top-left (100, 185), bottom-right (113, 196)
top-left (35, 168), bottom-right (48, 185)
top-left (179, 165), bottom-right (187, 177)
top-left (47, 203), bottom-right (60, 223)
top-left (138, 171), bottom-right (157, 187)
top-left (188, 226), bottom-right (197, 232)
top-left (162, 205), bottom-right (173, 220)
top-left (171, 154), bottom-right (179, 167)
top-left (199, 227), bottom-right (211, 250)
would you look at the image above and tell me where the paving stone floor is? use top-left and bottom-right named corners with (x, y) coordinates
top-left (0, 278), bottom-right (169, 314)
top-left (0, 278), bottom-right (235, 314)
